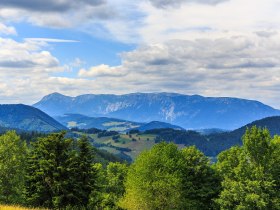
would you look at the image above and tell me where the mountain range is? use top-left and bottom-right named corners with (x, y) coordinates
top-left (0, 104), bottom-right (66, 132)
top-left (34, 92), bottom-right (280, 130)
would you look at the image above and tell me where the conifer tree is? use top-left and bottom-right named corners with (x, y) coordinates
top-left (68, 135), bottom-right (97, 207)
top-left (25, 132), bottom-right (74, 208)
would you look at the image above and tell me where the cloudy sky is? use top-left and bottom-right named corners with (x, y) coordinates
top-left (1, 0), bottom-right (280, 107)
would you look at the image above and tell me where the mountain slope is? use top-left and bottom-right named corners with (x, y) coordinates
top-left (34, 92), bottom-right (280, 130)
top-left (56, 114), bottom-right (143, 132)
top-left (68, 116), bottom-right (280, 160)
top-left (139, 116), bottom-right (280, 157)
top-left (204, 116), bottom-right (280, 156)
top-left (138, 121), bottom-right (183, 131)
top-left (0, 104), bottom-right (66, 132)
top-left (56, 114), bottom-right (183, 132)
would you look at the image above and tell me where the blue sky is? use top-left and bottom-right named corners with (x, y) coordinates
top-left (13, 22), bottom-right (135, 75)
top-left (1, 0), bottom-right (280, 108)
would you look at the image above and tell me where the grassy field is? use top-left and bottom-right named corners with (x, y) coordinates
top-left (77, 132), bottom-right (158, 160)
top-left (0, 205), bottom-right (45, 210)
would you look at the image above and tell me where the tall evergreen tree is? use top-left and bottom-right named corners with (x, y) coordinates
top-left (25, 132), bottom-right (74, 208)
top-left (68, 135), bottom-right (97, 207)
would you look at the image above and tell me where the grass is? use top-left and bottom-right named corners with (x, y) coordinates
top-left (0, 205), bottom-right (45, 210)
top-left (85, 132), bottom-right (158, 160)
top-left (73, 131), bottom-right (159, 161)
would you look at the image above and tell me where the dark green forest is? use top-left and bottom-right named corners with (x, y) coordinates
top-left (0, 126), bottom-right (280, 209)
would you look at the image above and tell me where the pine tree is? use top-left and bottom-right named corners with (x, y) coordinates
top-left (69, 135), bottom-right (97, 207)
top-left (25, 132), bottom-right (74, 208)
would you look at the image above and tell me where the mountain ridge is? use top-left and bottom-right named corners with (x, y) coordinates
top-left (34, 92), bottom-right (280, 130)
top-left (0, 104), bottom-right (66, 132)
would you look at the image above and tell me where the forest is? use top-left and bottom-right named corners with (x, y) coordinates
top-left (0, 126), bottom-right (280, 209)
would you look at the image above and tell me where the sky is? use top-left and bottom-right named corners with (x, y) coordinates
top-left (1, 0), bottom-right (280, 108)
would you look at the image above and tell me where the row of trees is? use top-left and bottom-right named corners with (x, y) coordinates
top-left (0, 126), bottom-right (280, 209)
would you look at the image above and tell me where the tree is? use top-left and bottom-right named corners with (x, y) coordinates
top-left (101, 162), bottom-right (128, 209)
top-left (25, 132), bottom-right (75, 208)
top-left (215, 126), bottom-right (280, 209)
top-left (68, 135), bottom-right (98, 207)
top-left (0, 131), bottom-right (27, 204)
top-left (120, 143), bottom-right (219, 210)
top-left (180, 146), bottom-right (220, 209)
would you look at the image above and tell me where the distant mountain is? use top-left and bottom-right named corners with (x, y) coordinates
top-left (56, 114), bottom-right (183, 132)
top-left (138, 121), bottom-right (183, 131)
top-left (203, 116), bottom-right (280, 156)
top-left (0, 104), bottom-right (66, 132)
top-left (143, 116), bottom-right (280, 157)
top-left (196, 128), bottom-right (228, 135)
top-left (34, 92), bottom-right (280, 130)
top-left (232, 116), bottom-right (280, 137)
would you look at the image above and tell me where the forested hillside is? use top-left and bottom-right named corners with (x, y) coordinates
top-left (66, 115), bottom-right (280, 160)
top-left (0, 104), bottom-right (66, 132)
top-left (0, 127), bottom-right (279, 209)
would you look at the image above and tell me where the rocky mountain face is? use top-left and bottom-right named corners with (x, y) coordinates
top-left (34, 92), bottom-right (280, 130)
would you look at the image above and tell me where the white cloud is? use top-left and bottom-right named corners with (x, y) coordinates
top-left (0, 38), bottom-right (60, 70)
top-left (76, 33), bottom-right (280, 108)
top-left (25, 38), bottom-right (79, 43)
top-left (0, 23), bottom-right (17, 35)
top-left (1, 0), bottom-right (280, 109)
top-left (0, 0), bottom-right (280, 44)
top-left (147, 0), bottom-right (229, 8)
top-left (79, 64), bottom-right (126, 77)
top-left (1, 32), bottom-right (280, 108)
top-left (0, 0), bottom-right (117, 29)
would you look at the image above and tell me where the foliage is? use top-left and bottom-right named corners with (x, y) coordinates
top-left (90, 162), bottom-right (128, 209)
top-left (120, 143), bottom-right (219, 210)
top-left (102, 162), bottom-right (128, 209)
top-left (1, 126), bottom-right (280, 209)
top-left (68, 135), bottom-right (98, 207)
top-left (0, 131), bottom-right (28, 204)
top-left (24, 132), bottom-right (98, 209)
top-left (25, 132), bottom-right (74, 208)
top-left (215, 126), bottom-right (280, 209)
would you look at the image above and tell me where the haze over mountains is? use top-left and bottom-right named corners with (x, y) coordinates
top-left (34, 92), bottom-right (280, 130)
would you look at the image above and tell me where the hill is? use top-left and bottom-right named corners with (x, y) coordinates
top-left (73, 116), bottom-right (280, 160)
top-left (56, 114), bottom-right (143, 132)
top-left (34, 92), bottom-right (280, 130)
top-left (55, 114), bottom-right (183, 132)
top-left (0, 104), bottom-right (66, 132)
top-left (149, 116), bottom-right (280, 156)
top-left (205, 116), bottom-right (280, 155)
top-left (138, 121), bottom-right (183, 131)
